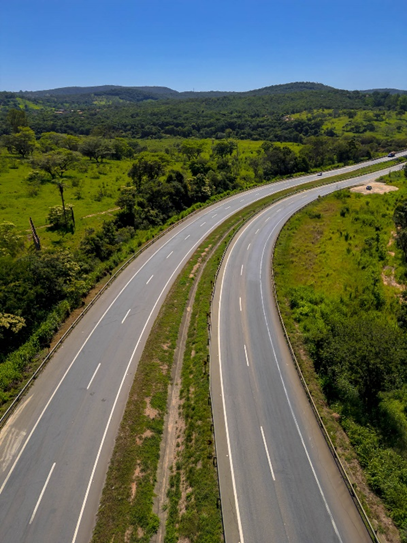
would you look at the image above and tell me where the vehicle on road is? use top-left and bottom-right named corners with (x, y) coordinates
top-left (317, 172), bottom-right (323, 176)
top-left (388, 152), bottom-right (396, 157)
top-left (366, 185), bottom-right (372, 190)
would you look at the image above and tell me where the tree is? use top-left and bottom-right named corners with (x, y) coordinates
top-left (212, 140), bottom-right (237, 158)
top-left (3, 127), bottom-right (37, 158)
top-left (6, 108), bottom-right (28, 133)
top-left (180, 139), bottom-right (205, 160)
top-left (0, 222), bottom-right (24, 256)
top-left (48, 203), bottom-right (74, 230)
top-left (79, 137), bottom-right (112, 162)
top-left (115, 186), bottom-right (138, 226)
top-left (128, 152), bottom-right (169, 191)
top-left (31, 150), bottom-right (80, 179)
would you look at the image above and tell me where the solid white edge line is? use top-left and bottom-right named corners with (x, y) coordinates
top-left (29, 462), bottom-right (56, 524)
top-left (258, 216), bottom-right (344, 543)
top-left (219, 253), bottom-right (245, 543)
top-left (260, 426), bottom-right (276, 481)
top-left (244, 344), bottom-right (250, 367)
top-left (86, 363), bottom-right (101, 390)
top-left (166, 251), bottom-right (173, 259)
top-left (121, 309), bottom-right (131, 324)
top-left (146, 275), bottom-right (154, 285)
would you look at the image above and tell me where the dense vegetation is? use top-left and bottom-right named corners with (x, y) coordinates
top-left (0, 90), bottom-right (406, 405)
top-left (274, 168), bottom-right (407, 540)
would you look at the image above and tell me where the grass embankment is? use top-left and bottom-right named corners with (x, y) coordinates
top-left (274, 169), bottom-right (407, 542)
top-left (91, 160), bottom-right (405, 542)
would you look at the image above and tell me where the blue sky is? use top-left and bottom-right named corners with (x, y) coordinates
top-left (1, 0), bottom-right (406, 92)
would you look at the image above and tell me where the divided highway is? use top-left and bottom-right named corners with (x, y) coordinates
top-left (0, 154), bottom-right (405, 543)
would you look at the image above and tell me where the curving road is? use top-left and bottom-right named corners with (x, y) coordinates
top-left (0, 154), bottom-right (405, 543)
top-left (210, 171), bottom-right (407, 542)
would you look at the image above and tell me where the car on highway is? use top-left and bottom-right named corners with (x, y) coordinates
top-left (317, 172), bottom-right (323, 176)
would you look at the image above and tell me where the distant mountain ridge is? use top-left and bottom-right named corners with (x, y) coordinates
top-left (16, 82), bottom-right (407, 101)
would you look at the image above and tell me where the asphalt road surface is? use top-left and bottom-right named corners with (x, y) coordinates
top-left (210, 170), bottom-right (407, 543)
top-left (0, 154), bottom-right (405, 543)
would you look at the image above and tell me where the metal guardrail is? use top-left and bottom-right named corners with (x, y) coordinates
top-left (207, 180), bottom-right (387, 542)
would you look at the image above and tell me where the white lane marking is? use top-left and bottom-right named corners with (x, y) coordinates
top-left (225, 206), bottom-right (231, 209)
top-left (219, 263), bottom-right (245, 543)
top-left (239, 297), bottom-right (242, 312)
top-left (244, 344), bottom-right (250, 367)
top-left (185, 234), bottom-right (190, 240)
top-left (121, 309), bottom-right (131, 324)
top-left (247, 243), bottom-right (251, 251)
top-left (72, 203), bottom-right (249, 543)
top-left (265, 217), bottom-right (270, 222)
top-left (0, 202), bottom-right (243, 497)
top-left (240, 265), bottom-right (243, 276)
top-left (260, 426), bottom-right (276, 481)
top-left (216, 199), bottom-right (343, 543)
top-left (240, 199), bottom-right (244, 202)
top-left (29, 463), bottom-right (56, 524)
top-left (255, 229), bottom-right (260, 235)
top-left (212, 214), bottom-right (218, 218)
top-left (200, 222), bottom-right (206, 227)
top-left (258, 221), bottom-right (344, 543)
top-left (166, 251), bottom-right (173, 259)
top-left (146, 275), bottom-right (154, 285)
top-left (86, 363), bottom-right (101, 390)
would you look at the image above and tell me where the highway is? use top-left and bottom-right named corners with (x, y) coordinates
top-left (210, 173), bottom-right (407, 543)
top-left (0, 153), bottom-right (405, 543)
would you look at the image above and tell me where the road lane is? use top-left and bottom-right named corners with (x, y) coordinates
top-left (0, 155), bottom-right (405, 542)
top-left (210, 170), bottom-right (406, 542)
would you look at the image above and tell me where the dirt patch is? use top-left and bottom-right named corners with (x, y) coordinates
top-left (136, 429), bottom-right (153, 446)
top-left (130, 463), bottom-right (142, 501)
top-left (82, 207), bottom-right (120, 219)
top-left (382, 266), bottom-right (405, 290)
top-left (350, 182), bottom-right (399, 195)
top-left (124, 526), bottom-right (133, 543)
top-left (189, 260), bottom-right (201, 278)
top-left (145, 397), bottom-right (159, 419)
top-left (137, 527), bottom-right (144, 539)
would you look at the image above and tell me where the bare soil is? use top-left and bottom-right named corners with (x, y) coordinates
top-left (350, 182), bottom-right (399, 195)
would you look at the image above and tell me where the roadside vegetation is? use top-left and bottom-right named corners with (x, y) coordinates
top-left (274, 166), bottom-right (407, 541)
